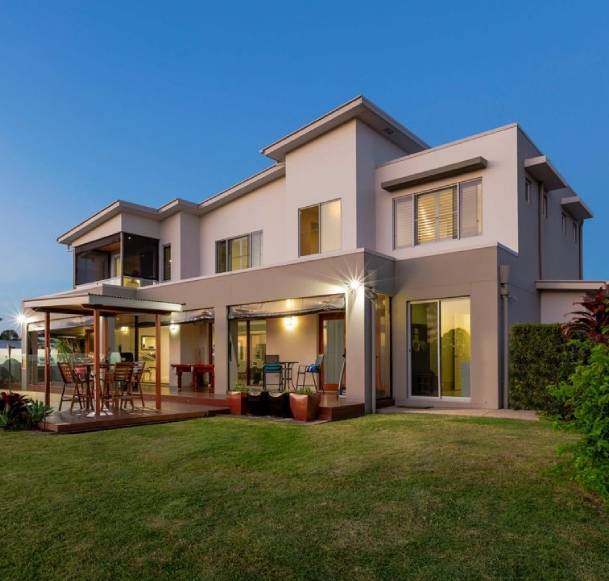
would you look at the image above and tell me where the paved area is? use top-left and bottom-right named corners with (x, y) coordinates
top-left (379, 406), bottom-right (538, 421)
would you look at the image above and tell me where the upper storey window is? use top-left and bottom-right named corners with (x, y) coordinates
top-left (299, 199), bottom-right (341, 256)
top-left (394, 179), bottom-right (482, 248)
top-left (216, 231), bottom-right (262, 273)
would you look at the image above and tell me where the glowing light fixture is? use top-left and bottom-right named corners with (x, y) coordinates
top-left (348, 278), bottom-right (362, 291)
top-left (15, 313), bottom-right (28, 326)
top-left (284, 316), bottom-right (296, 330)
top-left (169, 323), bottom-right (179, 335)
top-left (120, 326), bottom-right (129, 335)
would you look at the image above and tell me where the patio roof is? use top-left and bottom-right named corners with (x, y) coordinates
top-left (23, 292), bottom-right (183, 316)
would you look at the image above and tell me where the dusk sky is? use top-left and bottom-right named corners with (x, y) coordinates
top-left (1, 1), bottom-right (608, 331)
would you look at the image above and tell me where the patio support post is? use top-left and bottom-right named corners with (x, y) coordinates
top-left (155, 313), bottom-right (161, 410)
top-left (44, 311), bottom-right (50, 407)
top-left (94, 309), bottom-right (101, 416)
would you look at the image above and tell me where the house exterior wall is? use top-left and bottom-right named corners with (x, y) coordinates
top-left (391, 246), bottom-right (501, 409)
top-left (539, 291), bottom-right (584, 324)
top-left (199, 177), bottom-right (286, 274)
top-left (266, 314), bottom-right (318, 369)
top-left (375, 125), bottom-right (519, 260)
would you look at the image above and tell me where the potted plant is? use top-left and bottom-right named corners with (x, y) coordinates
top-left (268, 391), bottom-right (291, 418)
top-left (246, 389), bottom-right (270, 416)
top-left (289, 388), bottom-right (321, 422)
top-left (227, 384), bottom-right (248, 415)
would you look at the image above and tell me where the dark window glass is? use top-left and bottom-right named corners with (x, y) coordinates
top-left (75, 250), bottom-right (110, 285)
top-left (216, 240), bottom-right (227, 273)
top-left (163, 245), bottom-right (172, 281)
top-left (122, 233), bottom-right (159, 281)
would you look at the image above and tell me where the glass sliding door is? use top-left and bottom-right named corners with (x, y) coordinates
top-left (410, 302), bottom-right (439, 396)
top-left (374, 294), bottom-right (391, 399)
top-left (319, 314), bottom-right (345, 390)
top-left (440, 299), bottom-right (471, 397)
top-left (228, 319), bottom-right (267, 388)
top-left (409, 298), bottom-right (471, 399)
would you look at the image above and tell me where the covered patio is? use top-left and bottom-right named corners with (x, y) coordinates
top-left (19, 292), bottom-right (227, 430)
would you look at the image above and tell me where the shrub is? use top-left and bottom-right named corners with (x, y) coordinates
top-left (562, 283), bottom-right (609, 344)
top-left (549, 344), bottom-right (609, 500)
top-left (509, 324), bottom-right (590, 412)
top-left (0, 392), bottom-right (53, 430)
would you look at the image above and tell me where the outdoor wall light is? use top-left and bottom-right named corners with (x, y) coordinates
top-left (348, 278), bottom-right (363, 292)
top-left (120, 326), bottom-right (129, 335)
top-left (284, 316), bottom-right (296, 330)
top-left (15, 313), bottom-right (27, 326)
top-left (169, 323), bottom-right (179, 335)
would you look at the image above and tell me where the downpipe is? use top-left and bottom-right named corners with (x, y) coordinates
top-left (499, 265), bottom-right (511, 409)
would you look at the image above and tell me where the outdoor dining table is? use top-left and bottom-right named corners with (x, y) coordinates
top-left (278, 361), bottom-right (298, 391)
top-left (72, 362), bottom-right (132, 415)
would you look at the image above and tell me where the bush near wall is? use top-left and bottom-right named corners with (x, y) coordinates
top-left (509, 324), bottom-right (590, 412)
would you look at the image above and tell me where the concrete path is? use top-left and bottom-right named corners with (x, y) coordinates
top-left (379, 406), bottom-right (538, 421)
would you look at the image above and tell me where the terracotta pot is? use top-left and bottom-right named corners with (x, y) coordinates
top-left (227, 391), bottom-right (247, 415)
top-left (269, 392), bottom-right (291, 418)
top-left (289, 392), bottom-right (321, 422)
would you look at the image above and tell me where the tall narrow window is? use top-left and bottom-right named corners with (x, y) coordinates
top-left (394, 196), bottom-right (414, 248)
top-left (524, 178), bottom-right (531, 204)
top-left (216, 240), bottom-right (227, 273)
top-left (162, 244), bottom-right (171, 281)
top-left (299, 199), bottom-right (342, 256)
top-left (561, 213), bottom-right (567, 236)
top-left (459, 179), bottom-right (482, 238)
top-left (572, 220), bottom-right (578, 242)
top-left (542, 192), bottom-right (548, 218)
top-left (415, 187), bottom-right (457, 244)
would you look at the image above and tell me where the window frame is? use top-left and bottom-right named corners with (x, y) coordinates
top-left (162, 244), bottom-right (172, 281)
top-left (215, 231), bottom-right (262, 274)
top-left (524, 178), bottom-right (531, 204)
top-left (542, 192), bottom-right (548, 219)
top-left (572, 219), bottom-right (578, 242)
top-left (298, 198), bottom-right (342, 257)
top-left (393, 177), bottom-right (482, 248)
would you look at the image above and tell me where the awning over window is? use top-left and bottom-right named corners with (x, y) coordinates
top-left (228, 294), bottom-right (345, 320)
top-left (170, 308), bottom-right (215, 324)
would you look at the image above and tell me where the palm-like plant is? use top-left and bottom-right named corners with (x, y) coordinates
top-left (562, 284), bottom-right (609, 344)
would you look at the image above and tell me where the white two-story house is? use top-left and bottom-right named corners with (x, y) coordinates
top-left (21, 96), bottom-right (594, 411)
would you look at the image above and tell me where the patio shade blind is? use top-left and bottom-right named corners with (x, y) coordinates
top-left (170, 308), bottom-right (215, 324)
top-left (228, 294), bottom-right (345, 320)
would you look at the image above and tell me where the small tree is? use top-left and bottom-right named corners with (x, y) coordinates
top-left (562, 284), bottom-right (609, 344)
top-left (0, 329), bottom-right (19, 341)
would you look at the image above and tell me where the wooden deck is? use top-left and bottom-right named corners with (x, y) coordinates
top-left (20, 385), bottom-right (366, 432)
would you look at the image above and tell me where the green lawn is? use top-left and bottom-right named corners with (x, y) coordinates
top-left (1, 414), bottom-right (608, 580)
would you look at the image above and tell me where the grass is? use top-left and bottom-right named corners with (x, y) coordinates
top-left (1, 414), bottom-right (608, 580)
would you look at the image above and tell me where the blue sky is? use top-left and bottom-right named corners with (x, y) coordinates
top-left (0, 1), bottom-right (608, 330)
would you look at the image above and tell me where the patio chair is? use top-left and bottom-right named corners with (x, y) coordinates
top-left (101, 362), bottom-right (133, 410)
top-left (262, 355), bottom-right (282, 391)
top-left (57, 362), bottom-right (87, 412)
top-left (296, 354), bottom-right (324, 392)
top-left (120, 362), bottom-right (146, 410)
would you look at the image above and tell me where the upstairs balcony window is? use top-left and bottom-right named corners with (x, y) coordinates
top-left (74, 232), bottom-right (159, 287)
top-left (394, 178), bottom-right (482, 248)
top-left (216, 231), bottom-right (262, 273)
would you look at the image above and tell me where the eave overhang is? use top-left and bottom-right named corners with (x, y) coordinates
top-left (261, 95), bottom-right (429, 162)
top-left (561, 195), bottom-right (593, 220)
top-left (524, 155), bottom-right (567, 190)
top-left (381, 156), bottom-right (487, 192)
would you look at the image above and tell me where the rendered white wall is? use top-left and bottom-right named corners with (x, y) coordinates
top-left (375, 125), bottom-right (519, 259)
top-left (199, 177), bottom-right (287, 275)
top-left (284, 120), bottom-right (358, 257)
top-left (266, 314), bottom-right (318, 368)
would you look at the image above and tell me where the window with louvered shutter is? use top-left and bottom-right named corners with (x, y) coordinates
top-left (459, 179), bottom-right (482, 238)
top-left (394, 196), bottom-right (414, 248)
top-left (415, 187), bottom-right (457, 244)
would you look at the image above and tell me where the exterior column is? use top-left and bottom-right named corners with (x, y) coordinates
top-left (345, 288), bottom-right (373, 412)
top-left (155, 314), bottom-right (161, 410)
top-left (44, 312), bottom-right (51, 407)
top-left (213, 307), bottom-right (228, 395)
top-left (94, 309), bottom-right (101, 416)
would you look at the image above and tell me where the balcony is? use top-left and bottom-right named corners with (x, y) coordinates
top-left (74, 232), bottom-right (159, 289)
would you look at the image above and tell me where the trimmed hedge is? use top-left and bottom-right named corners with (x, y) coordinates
top-left (509, 324), bottom-right (589, 412)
